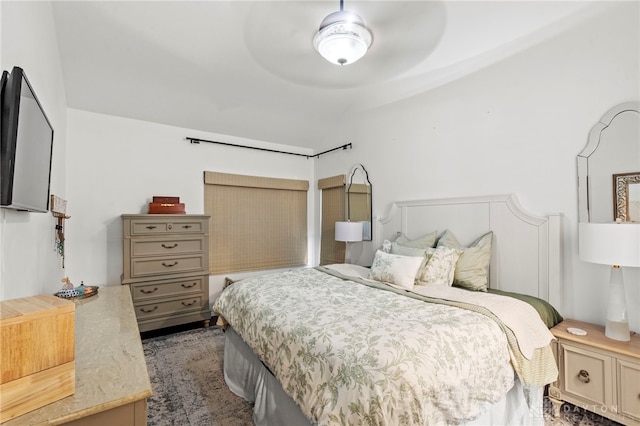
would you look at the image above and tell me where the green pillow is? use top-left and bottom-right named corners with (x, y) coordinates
top-left (437, 230), bottom-right (493, 291)
top-left (395, 231), bottom-right (438, 249)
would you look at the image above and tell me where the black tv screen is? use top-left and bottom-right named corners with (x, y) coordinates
top-left (1, 66), bottom-right (54, 213)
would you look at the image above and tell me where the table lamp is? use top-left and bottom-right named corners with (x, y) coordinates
top-left (579, 222), bottom-right (640, 341)
top-left (335, 221), bottom-right (363, 263)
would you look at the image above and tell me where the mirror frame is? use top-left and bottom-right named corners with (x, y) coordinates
top-left (613, 172), bottom-right (640, 222)
top-left (577, 101), bottom-right (640, 222)
top-left (346, 164), bottom-right (372, 241)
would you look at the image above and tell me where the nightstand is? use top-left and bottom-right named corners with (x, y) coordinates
top-left (549, 318), bottom-right (640, 426)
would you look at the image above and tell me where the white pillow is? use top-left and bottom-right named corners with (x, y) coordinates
top-left (418, 246), bottom-right (462, 286)
top-left (389, 243), bottom-right (431, 282)
top-left (369, 250), bottom-right (424, 290)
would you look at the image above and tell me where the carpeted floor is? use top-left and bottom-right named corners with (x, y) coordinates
top-left (142, 326), bottom-right (621, 426)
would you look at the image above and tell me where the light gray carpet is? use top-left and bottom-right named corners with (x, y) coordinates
top-left (142, 326), bottom-right (620, 426)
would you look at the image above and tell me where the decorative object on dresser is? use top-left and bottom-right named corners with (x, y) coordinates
top-left (578, 222), bottom-right (640, 341)
top-left (0, 295), bottom-right (75, 423)
top-left (122, 214), bottom-right (211, 332)
top-left (148, 195), bottom-right (186, 214)
top-left (549, 318), bottom-right (640, 426)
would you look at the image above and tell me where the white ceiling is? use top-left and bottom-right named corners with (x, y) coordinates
top-left (51, 1), bottom-right (598, 150)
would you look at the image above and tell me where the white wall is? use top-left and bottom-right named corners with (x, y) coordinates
top-left (0, 1), bottom-right (68, 300)
top-left (315, 2), bottom-right (640, 331)
top-left (2, 1), bottom-right (638, 336)
top-left (65, 109), bottom-right (315, 301)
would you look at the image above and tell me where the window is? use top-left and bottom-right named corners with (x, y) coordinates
top-left (204, 171), bottom-right (309, 274)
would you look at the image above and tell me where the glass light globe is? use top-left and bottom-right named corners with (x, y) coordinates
top-left (313, 11), bottom-right (372, 66)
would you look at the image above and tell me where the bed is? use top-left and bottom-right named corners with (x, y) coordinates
top-left (213, 194), bottom-right (564, 425)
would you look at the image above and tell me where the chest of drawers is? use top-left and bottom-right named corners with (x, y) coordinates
top-left (122, 214), bottom-right (211, 332)
top-left (549, 319), bottom-right (640, 425)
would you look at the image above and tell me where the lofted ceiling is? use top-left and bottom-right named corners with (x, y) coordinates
top-left (51, 1), bottom-right (598, 150)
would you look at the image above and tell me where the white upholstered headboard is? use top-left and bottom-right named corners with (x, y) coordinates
top-left (376, 194), bottom-right (562, 307)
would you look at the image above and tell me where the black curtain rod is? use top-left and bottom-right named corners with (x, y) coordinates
top-left (186, 137), bottom-right (352, 159)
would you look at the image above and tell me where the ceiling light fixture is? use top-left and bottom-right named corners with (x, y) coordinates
top-left (313, 0), bottom-right (372, 66)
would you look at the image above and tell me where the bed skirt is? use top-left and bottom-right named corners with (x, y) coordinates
top-left (223, 327), bottom-right (544, 425)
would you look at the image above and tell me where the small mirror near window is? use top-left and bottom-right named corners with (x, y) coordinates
top-left (346, 164), bottom-right (372, 241)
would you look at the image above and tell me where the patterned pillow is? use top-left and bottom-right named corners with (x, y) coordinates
top-left (418, 246), bottom-right (462, 286)
top-left (394, 231), bottom-right (438, 249)
top-left (437, 230), bottom-right (493, 291)
top-left (369, 250), bottom-right (424, 290)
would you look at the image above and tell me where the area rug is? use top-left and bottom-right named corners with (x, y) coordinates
top-left (143, 326), bottom-right (620, 426)
top-left (143, 326), bottom-right (253, 426)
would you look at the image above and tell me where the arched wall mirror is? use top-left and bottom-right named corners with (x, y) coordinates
top-left (578, 102), bottom-right (640, 223)
top-left (346, 164), bottom-right (373, 241)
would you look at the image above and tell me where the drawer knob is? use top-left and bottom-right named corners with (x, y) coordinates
top-left (161, 243), bottom-right (178, 249)
top-left (141, 306), bottom-right (158, 313)
top-left (182, 300), bottom-right (197, 306)
top-left (181, 282), bottom-right (197, 288)
top-left (146, 225), bottom-right (157, 230)
top-left (182, 225), bottom-right (192, 229)
top-left (162, 261), bottom-right (178, 267)
top-left (578, 369), bottom-right (590, 384)
top-left (140, 287), bottom-right (159, 294)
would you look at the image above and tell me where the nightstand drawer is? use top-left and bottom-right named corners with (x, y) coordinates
top-left (130, 255), bottom-right (206, 278)
top-left (618, 359), bottom-right (640, 421)
top-left (130, 276), bottom-right (206, 302)
top-left (130, 237), bottom-right (205, 257)
top-left (134, 295), bottom-right (205, 320)
top-left (561, 343), bottom-right (613, 407)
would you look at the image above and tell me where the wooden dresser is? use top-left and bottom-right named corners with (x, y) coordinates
top-left (1, 286), bottom-right (152, 425)
top-left (549, 318), bottom-right (640, 425)
top-left (121, 214), bottom-right (211, 332)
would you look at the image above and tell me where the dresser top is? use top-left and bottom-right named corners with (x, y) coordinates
top-left (551, 318), bottom-right (640, 360)
top-left (3, 286), bottom-right (152, 425)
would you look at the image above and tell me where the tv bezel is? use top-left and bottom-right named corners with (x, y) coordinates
top-left (0, 66), bottom-right (54, 213)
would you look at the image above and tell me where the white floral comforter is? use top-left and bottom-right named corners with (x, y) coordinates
top-left (214, 267), bottom-right (532, 425)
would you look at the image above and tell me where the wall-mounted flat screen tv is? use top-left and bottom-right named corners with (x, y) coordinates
top-left (1, 66), bottom-right (54, 213)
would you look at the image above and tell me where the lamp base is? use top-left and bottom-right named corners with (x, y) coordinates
top-left (605, 320), bottom-right (630, 341)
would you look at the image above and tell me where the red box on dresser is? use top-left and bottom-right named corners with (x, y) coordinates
top-left (148, 196), bottom-right (185, 214)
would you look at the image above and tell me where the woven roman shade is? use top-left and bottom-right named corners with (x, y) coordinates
top-left (204, 171), bottom-right (309, 274)
top-left (318, 175), bottom-right (346, 265)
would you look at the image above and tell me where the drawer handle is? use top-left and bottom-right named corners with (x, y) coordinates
top-left (182, 300), bottom-right (197, 306)
top-left (140, 287), bottom-right (158, 294)
top-left (181, 282), bottom-right (197, 288)
top-left (146, 225), bottom-right (157, 230)
top-left (578, 369), bottom-right (590, 384)
top-left (162, 261), bottom-right (178, 267)
top-left (140, 306), bottom-right (158, 313)
top-left (182, 225), bottom-right (192, 229)
top-left (161, 243), bottom-right (178, 249)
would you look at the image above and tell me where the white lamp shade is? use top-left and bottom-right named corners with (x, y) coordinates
top-left (579, 222), bottom-right (640, 267)
top-left (335, 221), bottom-right (363, 242)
